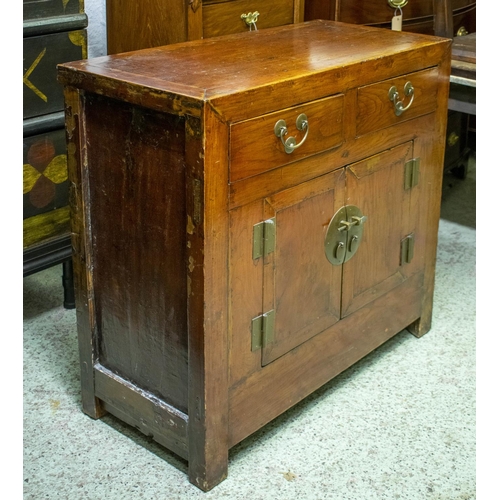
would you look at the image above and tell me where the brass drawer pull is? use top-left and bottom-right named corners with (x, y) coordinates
top-left (388, 81), bottom-right (415, 116)
top-left (274, 114), bottom-right (309, 154)
top-left (241, 11), bottom-right (259, 31)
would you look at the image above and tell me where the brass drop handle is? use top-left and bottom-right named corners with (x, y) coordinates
top-left (388, 81), bottom-right (415, 116)
top-left (349, 235), bottom-right (359, 253)
top-left (274, 114), bottom-right (309, 154)
top-left (335, 241), bottom-right (346, 261)
top-left (241, 11), bottom-right (259, 31)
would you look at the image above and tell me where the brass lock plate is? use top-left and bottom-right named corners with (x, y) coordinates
top-left (324, 205), bottom-right (367, 266)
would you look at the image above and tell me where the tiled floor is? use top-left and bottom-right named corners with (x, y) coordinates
top-left (23, 156), bottom-right (476, 499)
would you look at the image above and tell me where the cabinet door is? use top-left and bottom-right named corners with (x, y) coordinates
top-left (261, 170), bottom-right (344, 366)
top-left (341, 142), bottom-right (422, 317)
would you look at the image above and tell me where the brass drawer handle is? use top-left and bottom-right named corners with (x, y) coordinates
top-left (388, 81), bottom-right (415, 116)
top-left (274, 114), bottom-right (309, 154)
top-left (241, 11), bottom-right (259, 31)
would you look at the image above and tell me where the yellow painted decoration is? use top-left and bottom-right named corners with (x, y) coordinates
top-left (44, 155), bottom-right (68, 184)
top-left (23, 164), bottom-right (41, 194)
top-left (68, 31), bottom-right (87, 58)
top-left (23, 206), bottom-right (71, 248)
top-left (23, 48), bottom-right (48, 102)
top-left (62, 0), bottom-right (70, 11)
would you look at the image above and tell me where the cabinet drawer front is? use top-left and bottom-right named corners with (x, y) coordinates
top-left (203, 0), bottom-right (294, 38)
top-left (24, 30), bottom-right (87, 120)
top-left (24, 0), bottom-right (82, 21)
top-left (24, 128), bottom-right (70, 220)
top-left (230, 94), bottom-right (344, 182)
top-left (356, 67), bottom-right (439, 137)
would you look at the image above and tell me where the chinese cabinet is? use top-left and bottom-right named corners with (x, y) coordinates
top-left (58, 20), bottom-right (451, 491)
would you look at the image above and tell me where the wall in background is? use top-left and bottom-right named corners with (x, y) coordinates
top-left (86, 0), bottom-right (107, 57)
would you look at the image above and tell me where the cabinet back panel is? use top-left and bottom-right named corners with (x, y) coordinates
top-left (85, 94), bottom-right (189, 413)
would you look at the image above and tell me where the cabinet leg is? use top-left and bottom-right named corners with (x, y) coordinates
top-left (62, 259), bottom-right (76, 310)
top-left (407, 313), bottom-right (432, 338)
top-left (188, 448), bottom-right (228, 492)
top-left (79, 360), bottom-right (106, 420)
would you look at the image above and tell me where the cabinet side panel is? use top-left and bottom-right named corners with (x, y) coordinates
top-left (84, 93), bottom-right (189, 414)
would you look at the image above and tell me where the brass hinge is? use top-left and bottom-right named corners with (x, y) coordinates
top-left (252, 217), bottom-right (276, 259)
top-left (401, 233), bottom-right (415, 264)
top-left (251, 310), bottom-right (275, 351)
top-left (404, 158), bottom-right (420, 190)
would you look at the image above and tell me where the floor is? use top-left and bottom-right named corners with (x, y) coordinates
top-left (23, 156), bottom-right (476, 499)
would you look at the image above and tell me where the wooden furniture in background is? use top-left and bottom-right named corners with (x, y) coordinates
top-left (443, 31), bottom-right (475, 178)
top-left (23, 0), bottom-right (87, 308)
top-left (106, 0), bottom-right (305, 54)
top-left (304, 0), bottom-right (476, 35)
top-left (304, 0), bottom-right (476, 179)
top-left (58, 20), bottom-right (451, 490)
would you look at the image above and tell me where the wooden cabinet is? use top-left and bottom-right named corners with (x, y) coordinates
top-left (304, 0), bottom-right (476, 36)
top-left (58, 21), bottom-right (451, 491)
top-left (106, 0), bottom-right (305, 54)
top-left (23, 0), bottom-right (87, 307)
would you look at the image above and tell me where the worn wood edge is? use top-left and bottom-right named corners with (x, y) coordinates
top-left (186, 106), bottom-right (230, 491)
top-left (64, 86), bottom-right (105, 419)
top-left (407, 52), bottom-right (452, 337)
top-left (94, 364), bottom-right (189, 460)
top-left (57, 65), bottom-right (204, 118)
top-left (229, 272), bottom-right (424, 447)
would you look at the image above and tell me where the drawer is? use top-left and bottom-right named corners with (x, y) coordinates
top-left (356, 67), bottom-right (440, 137)
top-left (203, 0), bottom-right (295, 38)
top-left (24, 128), bottom-right (70, 220)
top-left (24, 0), bottom-right (81, 21)
top-left (24, 29), bottom-right (87, 120)
top-left (230, 94), bottom-right (344, 182)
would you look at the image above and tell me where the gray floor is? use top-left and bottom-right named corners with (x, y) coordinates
top-left (23, 158), bottom-right (476, 499)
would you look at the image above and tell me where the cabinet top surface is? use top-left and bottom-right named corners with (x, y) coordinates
top-left (58, 20), bottom-right (450, 104)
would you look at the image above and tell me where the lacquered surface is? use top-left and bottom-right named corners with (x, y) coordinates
top-left (59, 20), bottom-right (446, 100)
top-left (61, 19), bottom-right (452, 491)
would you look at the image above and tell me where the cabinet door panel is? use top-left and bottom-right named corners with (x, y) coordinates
top-left (341, 142), bottom-right (418, 317)
top-left (262, 170), bottom-right (344, 365)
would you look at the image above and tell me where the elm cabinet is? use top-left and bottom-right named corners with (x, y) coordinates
top-left (58, 21), bottom-right (451, 491)
top-left (106, 0), bottom-right (305, 54)
top-left (304, 0), bottom-right (476, 35)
